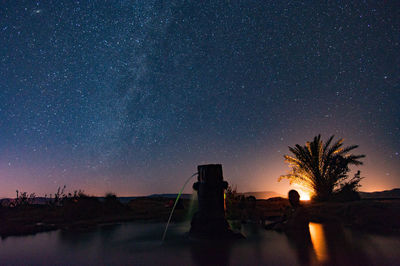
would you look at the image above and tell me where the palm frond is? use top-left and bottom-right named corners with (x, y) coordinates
top-left (279, 134), bottom-right (365, 201)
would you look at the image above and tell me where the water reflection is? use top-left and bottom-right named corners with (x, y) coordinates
top-left (1, 222), bottom-right (400, 265)
top-left (307, 222), bottom-right (374, 266)
top-left (191, 241), bottom-right (232, 266)
top-left (309, 222), bottom-right (329, 263)
top-left (285, 227), bottom-right (317, 266)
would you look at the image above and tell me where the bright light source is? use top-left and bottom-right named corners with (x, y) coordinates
top-left (300, 193), bottom-right (310, 201)
top-left (294, 187), bottom-right (311, 201)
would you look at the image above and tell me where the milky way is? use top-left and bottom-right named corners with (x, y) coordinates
top-left (0, 1), bottom-right (399, 197)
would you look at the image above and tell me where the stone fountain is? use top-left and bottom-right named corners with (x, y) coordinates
top-left (189, 164), bottom-right (243, 239)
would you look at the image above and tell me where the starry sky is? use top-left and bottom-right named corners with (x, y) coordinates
top-left (0, 1), bottom-right (399, 198)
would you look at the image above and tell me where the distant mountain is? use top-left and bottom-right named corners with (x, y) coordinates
top-left (0, 197), bottom-right (52, 206)
top-left (237, 191), bottom-right (284, 199)
top-left (146, 192), bottom-right (283, 200)
top-left (359, 188), bottom-right (400, 199)
top-left (0, 191), bottom-right (282, 204)
top-left (0, 195), bottom-right (192, 206)
top-left (146, 193), bottom-right (192, 199)
top-left (6, 189), bottom-right (397, 204)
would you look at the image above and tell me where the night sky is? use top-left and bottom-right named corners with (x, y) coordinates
top-left (1, 1), bottom-right (399, 198)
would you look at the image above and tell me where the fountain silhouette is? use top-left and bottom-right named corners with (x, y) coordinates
top-left (189, 164), bottom-right (243, 239)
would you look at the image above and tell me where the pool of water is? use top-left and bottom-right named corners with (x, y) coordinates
top-left (1, 222), bottom-right (400, 265)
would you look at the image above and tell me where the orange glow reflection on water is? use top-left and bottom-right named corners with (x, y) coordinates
top-left (309, 222), bottom-right (329, 263)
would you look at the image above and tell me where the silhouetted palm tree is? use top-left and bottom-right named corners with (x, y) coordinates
top-left (279, 135), bottom-right (365, 201)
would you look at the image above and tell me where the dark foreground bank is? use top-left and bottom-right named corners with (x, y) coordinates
top-left (0, 197), bottom-right (189, 238)
top-left (1, 196), bottom-right (400, 238)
